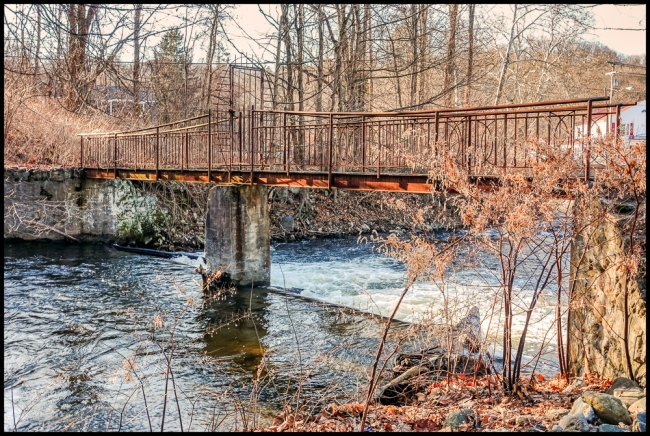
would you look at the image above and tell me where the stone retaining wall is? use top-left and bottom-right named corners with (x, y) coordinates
top-left (4, 168), bottom-right (164, 244)
top-left (569, 200), bottom-right (646, 387)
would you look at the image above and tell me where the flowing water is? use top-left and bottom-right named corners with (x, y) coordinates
top-left (4, 234), bottom-right (564, 431)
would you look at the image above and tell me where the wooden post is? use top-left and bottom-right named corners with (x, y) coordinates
top-left (155, 127), bottom-right (160, 180)
top-left (208, 110), bottom-right (212, 183)
top-left (585, 99), bottom-right (593, 182)
top-left (328, 113), bottom-right (333, 189)
top-left (80, 136), bottom-right (84, 168)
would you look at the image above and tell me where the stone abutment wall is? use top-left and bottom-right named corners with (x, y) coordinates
top-left (569, 200), bottom-right (646, 387)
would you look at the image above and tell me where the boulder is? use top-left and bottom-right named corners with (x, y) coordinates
top-left (612, 387), bottom-right (645, 407)
top-left (599, 423), bottom-right (630, 432)
top-left (607, 378), bottom-right (641, 395)
top-left (280, 215), bottom-right (295, 232)
top-left (443, 409), bottom-right (480, 430)
top-left (632, 412), bottom-right (646, 432)
top-left (628, 397), bottom-right (646, 414)
top-left (570, 396), bottom-right (596, 423)
top-left (559, 413), bottom-right (590, 432)
top-left (550, 425), bottom-right (564, 432)
top-left (583, 391), bottom-right (633, 425)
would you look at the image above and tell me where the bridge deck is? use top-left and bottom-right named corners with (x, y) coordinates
top-left (80, 97), bottom-right (632, 192)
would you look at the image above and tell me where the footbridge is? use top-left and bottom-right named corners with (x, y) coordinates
top-left (79, 96), bottom-right (633, 286)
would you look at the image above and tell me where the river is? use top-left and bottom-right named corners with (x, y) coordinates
top-left (4, 234), bottom-right (564, 431)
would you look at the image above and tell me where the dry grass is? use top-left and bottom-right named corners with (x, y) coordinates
top-left (4, 74), bottom-right (126, 168)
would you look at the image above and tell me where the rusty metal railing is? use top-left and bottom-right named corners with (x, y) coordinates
top-left (79, 96), bottom-right (635, 184)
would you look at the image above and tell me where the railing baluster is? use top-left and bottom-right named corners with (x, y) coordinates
top-left (250, 105), bottom-right (255, 185)
top-left (328, 113), bottom-right (333, 189)
top-left (208, 110), bottom-right (212, 182)
top-left (585, 99), bottom-right (593, 182)
top-left (361, 116), bottom-right (366, 172)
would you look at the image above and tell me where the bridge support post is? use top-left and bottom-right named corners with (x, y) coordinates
top-left (205, 185), bottom-right (270, 287)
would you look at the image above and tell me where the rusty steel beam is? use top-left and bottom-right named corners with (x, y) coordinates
top-left (83, 168), bottom-right (578, 197)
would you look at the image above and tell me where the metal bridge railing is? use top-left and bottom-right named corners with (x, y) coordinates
top-left (79, 96), bottom-right (635, 183)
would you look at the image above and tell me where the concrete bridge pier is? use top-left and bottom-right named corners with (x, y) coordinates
top-left (205, 185), bottom-right (270, 287)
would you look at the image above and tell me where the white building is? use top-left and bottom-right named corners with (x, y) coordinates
top-left (576, 100), bottom-right (646, 144)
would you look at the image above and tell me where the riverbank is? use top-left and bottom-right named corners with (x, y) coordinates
top-left (258, 374), bottom-right (646, 432)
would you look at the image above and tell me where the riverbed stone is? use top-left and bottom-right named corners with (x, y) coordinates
top-left (608, 378), bottom-right (640, 395)
top-left (444, 408), bottom-right (479, 430)
top-left (583, 391), bottom-right (632, 425)
top-left (559, 413), bottom-right (590, 432)
top-left (632, 412), bottom-right (645, 432)
top-left (628, 398), bottom-right (646, 413)
top-left (571, 397), bottom-right (596, 423)
top-left (612, 387), bottom-right (645, 407)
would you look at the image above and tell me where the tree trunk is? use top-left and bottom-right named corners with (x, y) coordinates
top-left (494, 5), bottom-right (518, 105)
top-left (203, 5), bottom-right (218, 111)
top-left (316, 4), bottom-right (324, 112)
top-left (418, 5), bottom-right (428, 107)
top-left (443, 4), bottom-right (458, 108)
top-left (133, 4), bottom-right (142, 115)
top-left (464, 4), bottom-right (475, 106)
top-left (272, 5), bottom-right (284, 109)
top-left (410, 3), bottom-right (418, 107)
top-left (35, 5), bottom-right (41, 83)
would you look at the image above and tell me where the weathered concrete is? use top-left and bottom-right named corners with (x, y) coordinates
top-left (4, 168), bottom-right (166, 244)
top-left (569, 199), bottom-right (646, 388)
top-left (205, 185), bottom-right (270, 287)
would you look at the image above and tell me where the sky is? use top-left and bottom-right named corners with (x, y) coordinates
top-left (226, 4), bottom-right (647, 62)
top-left (3, 4), bottom-right (647, 62)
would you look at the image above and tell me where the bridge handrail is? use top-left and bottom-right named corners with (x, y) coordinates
top-left (249, 96), bottom-right (610, 118)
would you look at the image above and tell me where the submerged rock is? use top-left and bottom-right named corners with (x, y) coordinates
top-left (583, 391), bottom-right (632, 425)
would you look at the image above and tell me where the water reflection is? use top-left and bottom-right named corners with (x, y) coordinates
top-left (199, 287), bottom-right (270, 370)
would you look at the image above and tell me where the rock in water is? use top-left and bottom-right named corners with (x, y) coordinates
top-left (570, 397), bottom-right (596, 423)
top-left (558, 413), bottom-right (589, 432)
top-left (280, 215), bottom-right (294, 232)
top-left (583, 391), bottom-right (633, 425)
top-left (443, 409), bottom-right (480, 430)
